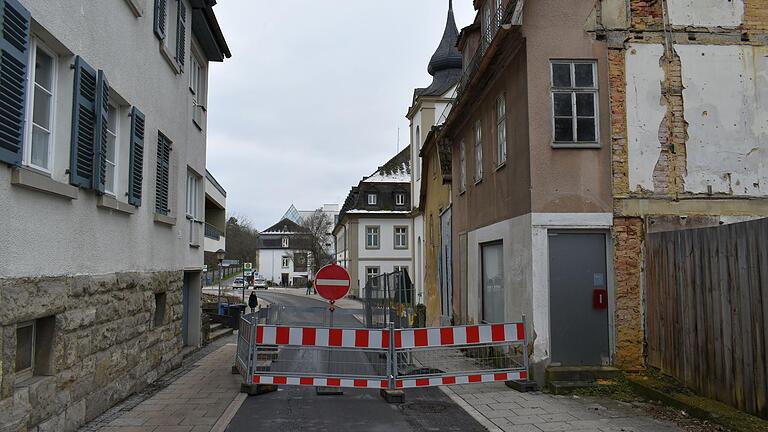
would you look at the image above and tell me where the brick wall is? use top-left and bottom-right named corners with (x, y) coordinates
top-left (630, 0), bottom-right (662, 29)
top-left (744, 0), bottom-right (768, 30)
top-left (609, 49), bottom-right (629, 196)
top-left (653, 50), bottom-right (688, 196)
top-left (613, 217), bottom-right (645, 369)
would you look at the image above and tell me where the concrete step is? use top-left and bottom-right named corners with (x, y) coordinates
top-left (546, 366), bottom-right (621, 383)
top-left (548, 380), bottom-right (598, 395)
top-left (210, 325), bottom-right (233, 342)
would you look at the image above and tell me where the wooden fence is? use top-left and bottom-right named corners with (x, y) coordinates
top-left (645, 218), bottom-right (768, 419)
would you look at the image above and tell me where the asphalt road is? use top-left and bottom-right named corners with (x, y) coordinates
top-left (225, 292), bottom-right (486, 432)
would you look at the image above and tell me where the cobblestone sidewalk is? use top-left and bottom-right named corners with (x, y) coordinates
top-left (79, 337), bottom-right (242, 432)
top-left (442, 382), bottom-right (685, 432)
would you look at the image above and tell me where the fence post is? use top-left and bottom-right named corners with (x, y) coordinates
top-left (522, 314), bottom-right (529, 378)
top-left (381, 321), bottom-right (404, 402)
top-left (248, 313), bottom-right (257, 382)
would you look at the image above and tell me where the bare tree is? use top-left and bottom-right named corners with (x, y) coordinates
top-left (299, 209), bottom-right (334, 275)
top-left (204, 214), bottom-right (259, 271)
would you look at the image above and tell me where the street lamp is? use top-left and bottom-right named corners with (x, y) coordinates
top-left (216, 249), bottom-right (226, 310)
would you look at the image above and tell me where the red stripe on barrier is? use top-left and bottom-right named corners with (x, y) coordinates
top-left (300, 377), bottom-right (314, 385)
top-left (466, 326), bottom-right (480, 344)
top-left (416, 378), bottom-right (429, 387)
top-left (491, 324), bottom-right (505, 342)
top-left (494, 372), bottom-right (508, 381)
top-left (252, 375), bottom-right (261, 384)
top-left (468, 375), bottom-right (482, 383)
top-left (396, 380), bottom-right (404, 388)
top-left (256, 326), bottom-right (264, 344)
top-left (519, 371), bottom-right (528, 380)
top-left (381, 330), bottom-right (389, 348)
top-left (327, 378), bottom-right (341, 386)
top-left (328, 329), bottom-right (343, 347)
top-left (276, 327), bottom-right (290, 345)
top-left (354, 379), bottom-right (367, 388)
top-left (273, 376), bottom-right (287, 385)
top-left (517, 323), bottom-right (525, 341)
top-left (355, 330), bottom-right (369, 348)
top-left (380, 380), bottom-right (389, 389)
top-left (395, 331), bottom-right (402, 349)
top-left (302, 328), bottom-right (316, 346)
top-left (440, 327), bottom-right (454, 345)
top-left (442, 376), bottom-right (456, 385)
top-left (413, 329), bottom-right (428, 347)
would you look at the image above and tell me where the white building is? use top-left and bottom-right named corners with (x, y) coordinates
top-left (0, 0), bottom-right (229, 429)
top-left (204, 170), bottom-right (227, 257)
top-left (257, 217), bottom-right (313, 287)
top-left (334, 148), bottom-right (413, 298)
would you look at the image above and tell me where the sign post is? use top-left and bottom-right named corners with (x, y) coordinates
top-left (313, 263), bottom-right (351, 395)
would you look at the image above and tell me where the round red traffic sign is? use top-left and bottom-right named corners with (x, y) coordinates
top-left (314, 263), bottom-right (351, 302)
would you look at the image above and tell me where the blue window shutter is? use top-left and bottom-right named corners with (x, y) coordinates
top-left (69, 56), bottom-right (98, 188)
top-left (93, 70), bottom-right (110, 193)
top-left (0, 0), bottom-right (30, 166)
top-left (154, 133), bottom-right (170, 215)
top-left (128, 107), bottom-right (145, 207)
top-left (175, 0), bottom-right (186, 67)
top-left (153, 0), bottom-right (166, 40)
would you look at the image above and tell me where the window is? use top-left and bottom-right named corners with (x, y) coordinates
top-left (474, 121), bottom-right (483, 182)
top-left (366, 226), bottom-right (380, 249)
top-left (104, 104), bottom-right (119, 195)
top-left (481, 242), bottom-right (504, 323)
top-left (282, 237), bottom-right (289, 248)
top-left (154, 0), bottom-right (185, 71)
top-left (415, 126), bottom-right (421, 180)
top-left (294, 253), bottom-right (308, 272)
top-left (551, 61), bottom-right (598, 145)
top-left (483, 2), bottom-right (492, 44)
top-left (394, 226), bottom-right (408, 249)
top-left (153, 293), bottom-right (167, 327)
top-left (459, 141), bottom-right (466, 192)
top-left (395, 192), bottom-right (406, 206)
top-left (155, 133), bottom-right (172, 215)
top-left (186, 170), bottom-right (201, 245)
top-left (282, 256), bottom-right (290, 268)
top-left (14, 316), bottom-right (54, 382)
top-left (367, 193), bottom-right (377, 206)
top-left (189, 53), bottom-right (205, 129)
top-left (15, 321), bottom-right (35, 378)
top-left (24, 39), bottom-right (57, 172)
top-left (366, 266), bottom-right (380, 282)
top-left (496, 95), bottom-right (507, 165)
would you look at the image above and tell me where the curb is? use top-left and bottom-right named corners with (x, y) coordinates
top-left (438, 385), bottom-right (503, 432)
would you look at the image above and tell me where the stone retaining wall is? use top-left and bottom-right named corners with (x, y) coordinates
top-left (0, 271), bottom-right (183, 432)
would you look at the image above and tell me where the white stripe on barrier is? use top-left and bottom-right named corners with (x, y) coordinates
top-left (427, 328), bottom-right (441, 347)
top-left (341, 329), bottom-right (355, 347)
top-left (478, 325), bottom-right (492, 344)
top-left (316, 279), bottom-right (350, 286)
top-left (262, 326), bottom-right (276, 345)
top-left (453, 327), bottom-right (467, 345)
top-left (401, 330), bottom-right (414, 349)
top-left (288, 328), bottom-right (302, 346)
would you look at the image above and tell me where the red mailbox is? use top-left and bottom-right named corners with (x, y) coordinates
top-left (593, 289), bottom-right (608, 310)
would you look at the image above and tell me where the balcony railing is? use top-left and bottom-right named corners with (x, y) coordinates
top-left (455, 0), bottom-right (519, 104)
top-left (205, 222), bottom-right (222, 241)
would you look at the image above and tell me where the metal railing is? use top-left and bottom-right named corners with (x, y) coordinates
top-left (455, 0), bottom-right (519, 104)
top-left (363, 270), bottom-right (414, 330)
top-left (204, 222), bottom-right (222, 240)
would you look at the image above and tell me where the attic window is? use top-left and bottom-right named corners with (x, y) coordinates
top-left (282, 237), bottom-right (289, 248)
top-left (395, 193), bottom-right (406, 206)
top-left (367, 193), bottom-right (378, 206)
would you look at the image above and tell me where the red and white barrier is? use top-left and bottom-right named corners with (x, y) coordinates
top-left (395, 371), bottom-right (528, 389)
top-left (253, 375), bottom-right (389, 389)
top-left (395, 323), bottom-right (525, 349)
top-left (255, 325), bottom-right (389, 349)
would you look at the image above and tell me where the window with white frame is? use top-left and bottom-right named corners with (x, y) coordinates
top-left (415, 126), bottom-right (421, 180)
top-left (282, 237), bottom-right (289, 248)
top-left (496, 94), bottom-right (507, 165)
top-left (25, 39), bottom-right (57, 172)
top-left (551, 61), bottom-right (598, 145)
top-left (15, 321), bottom-right (35, 379)
top-left (366, 226), bottom-right (380, 249)
top-left (366, 266), bottom-right (380, 282)
top-left (185, 170), bottom-right (200, 218)
top-left (189, 52), bottom-right (205, 128)
top-left (392, 265), bottom-right (408, 291)
top-left (474, 120), bottom-right (483, 182)
top-left (282, 256), bottom-right (290, 268)
top-left (459, 141), bottom-right (466, 192)
top-left (395, 192), bottom-right (406, 206)
top-left (104, 104), bottom-right (119, 195)
top-left (394, 226), bottom-right (408, 249)
top-left (367, 193), bottom-right (377, 206)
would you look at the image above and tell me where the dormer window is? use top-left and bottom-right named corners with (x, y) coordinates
top-left (395, 193), bottom-right (406, 206)
top-left (282, 237), bottom-right (289, 248)
top-left (367, 193), bottom-right (378, 206)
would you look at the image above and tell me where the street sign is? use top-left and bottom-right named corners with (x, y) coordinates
top-left (203, 265), bottom-right (208, 272)
top-left (244, 270), bottom-right (253, 276)
top-left (244, 262), bottom-right (252, 270)
top-left (314, 264), bottom-right (351, 302)
top-left (222, 259), bottom-right (240, 266)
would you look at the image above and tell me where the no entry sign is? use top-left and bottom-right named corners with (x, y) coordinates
top-left (314, 264), bottom-right (351, 302)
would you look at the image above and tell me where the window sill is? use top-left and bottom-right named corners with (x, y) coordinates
top-left (495, 161), bottom-right (506, 171)
top-left (10, 167), bottom-right (78, 199)
top-left (123, 0), bottom-right (144, 17)
top-left (15, 374), bottom-right (54, 389)
top-left (154, 212), bottom-right (177, 226)
top-left (474, 178), bottom-right (483, 186)
top-left (97, 195), bottom-right (136, 215)
top-left (159, 43), bottom-right (181, 75)
top-left (551, 142), bottom-right (601, 149)
top-left (458, 190), bottom-right (466, 196)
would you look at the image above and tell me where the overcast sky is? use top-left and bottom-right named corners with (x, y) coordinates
top-left (205, 0), bottom-right (475, 231)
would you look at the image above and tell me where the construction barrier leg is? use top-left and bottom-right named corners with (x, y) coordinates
top-left (241, 383), bottom-right (278, 396)
top-left (380, 389), bottom-right (405, 404)
top-left (316, 386), bottom-right (344, 396)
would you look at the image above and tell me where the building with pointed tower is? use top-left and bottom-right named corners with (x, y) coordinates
top-left (407, 0), bottom-right (462, 325)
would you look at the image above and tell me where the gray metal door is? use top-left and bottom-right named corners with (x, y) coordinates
top-left (549, 232), bottom-right (609, 365)
top-left (439, 208), bottom-right (452, 323)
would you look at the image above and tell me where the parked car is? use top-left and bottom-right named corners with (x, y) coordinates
top-left (233, 277), bottom-right (245, 288)
top-left (254, 277), bottom-right (267, 290)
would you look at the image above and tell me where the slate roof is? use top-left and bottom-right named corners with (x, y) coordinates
top-left (262, 218), bottom-right (308, 234)
top-left (414, 1), bottom-right (463, 99)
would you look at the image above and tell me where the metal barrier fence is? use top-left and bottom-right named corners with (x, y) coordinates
top-left (363, 270), bottom-right (414, 329)
top-left (235, 311), bottom-right (529, 391)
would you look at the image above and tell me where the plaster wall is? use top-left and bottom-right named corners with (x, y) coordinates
top-left (357, 218), bottom-right (414, 261)
top-left (257, 249), bottom-right (309, 285)
top-left (667, 0), bottom-right (745, 27)
top-left (0, 0), bottom-right (207, 278)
